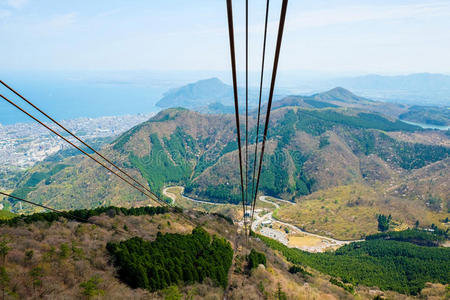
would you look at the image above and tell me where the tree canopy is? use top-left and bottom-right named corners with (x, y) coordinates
top-left (107, 227), bottom-right (233, 291)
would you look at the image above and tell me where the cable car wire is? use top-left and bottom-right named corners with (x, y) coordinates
top-left (0, 191), bottom-right (145, 237)
top-left (250, 0), bottom-right (270, 219)
top-left (245, 0), bottom-right (249, 236)
top-left (251, 0), bottom-right (288, 223)
top-left (0, 191), bottom-right (89, 223)
top-left (0, 93), bottom-right (164, 205)
top-left (226, 0), bottom-right (247, 236)
top-left (0, 80), bottom-right (161, 203)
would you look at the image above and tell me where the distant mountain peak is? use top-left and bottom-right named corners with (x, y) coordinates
top-left (182, 77), bottom-right (226, 89)
top-left (327, 86), bottom-right (354, 95)
top-left (156, 77), bottom-right (232, 109)
top-left (198, 77), bottom-right (223, 84)
top-left (314, 86), bottom-right (369, 103)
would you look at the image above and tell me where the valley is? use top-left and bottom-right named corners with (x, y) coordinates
top-left (163, 186), bottom-right (358, 253)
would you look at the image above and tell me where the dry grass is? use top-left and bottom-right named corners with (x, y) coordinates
top-left (419, 283), bottom-right (450, 300)
top-left (0, 209), bottom-right (237, 299)
top-left (288, 234), bottom-right (323, 248)
top-left (386, 131), bottom-right (450, 147)
top-left (275, 183), bottom-right (447, 240)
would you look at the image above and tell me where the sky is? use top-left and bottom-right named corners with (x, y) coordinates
top-left (1, 0), bottom-right (450, 75)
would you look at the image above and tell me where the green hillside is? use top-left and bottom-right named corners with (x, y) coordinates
top-left (399, 105), bottom-right (450, 126)
top-left (0, 210), bottom-right (15, 220)
top-left (7, 104), bottom-right (449, 214)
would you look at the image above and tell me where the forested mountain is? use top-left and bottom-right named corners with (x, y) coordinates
top-left (4, 89), bottom-right (449, 236)
top-left (272, 87), bottom-right (450, 126)
top-left (156, 77), bottom-right (449, 125)
top-left (399, 105), bottom-right (450, 126)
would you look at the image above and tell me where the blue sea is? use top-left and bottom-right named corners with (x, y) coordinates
top-left (0, 70), bottom-right (290, 125)
top-left (0, 71), bottom-right (187, 125)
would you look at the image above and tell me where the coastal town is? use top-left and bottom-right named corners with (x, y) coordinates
top-left (0, 113), bottom-right (154, 168)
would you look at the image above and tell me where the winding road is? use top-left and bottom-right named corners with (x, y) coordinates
top-left (162, 186), bottom-right (362, 251)
top-left (162, 187), bottom-right (177, 205)
top-left (163, 186), bottom-right (229, 206)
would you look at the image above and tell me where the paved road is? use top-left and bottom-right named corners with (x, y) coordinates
top-left (163, 186), bottom-right (229, 206)
top-left (162, 187), bottom-right (177, 205)
top-left (258, 196), bottom-right (280, 208)
top-left (163, 186), bottom-right (363, 251)
top-left (260, 195), bottom-right (294, 207)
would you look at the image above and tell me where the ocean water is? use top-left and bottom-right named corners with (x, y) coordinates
top-left (0, 71), bottom-right (289, 125)
top-left (0, 74), bottom-right (167, 125)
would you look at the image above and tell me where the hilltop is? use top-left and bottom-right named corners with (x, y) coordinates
top-left (330, 73), bottom-right (450, 106)
top-left (155, 77), bottom-right (283, 113)
top-left (271, 86), bottom-right (449, 126)
top-left (156, 78), bottom-right (234, 109)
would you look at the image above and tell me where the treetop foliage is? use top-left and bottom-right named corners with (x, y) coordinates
top-left (248, 249), bottom-right (266, 270)
top-left (366, 229), bottom-right (447, 246)
top-left (107, 227), bottom-right (233, 292)
top-left (377, 214), bottom-right (391, 232)
top-left (256, 233), bottom-right (450, 295)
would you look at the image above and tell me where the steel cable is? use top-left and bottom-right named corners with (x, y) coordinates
top-left (226, 0), bottom-right (247, 236)
top-left (0, 94), bottom-right (163, 205)
top-left (0, 80), bottom-right (162, 203)
top-left (250, 0), bottom-right (288, 224)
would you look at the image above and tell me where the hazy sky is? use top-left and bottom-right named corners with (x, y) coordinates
top-left (1, 0), bottom-right (450, 75)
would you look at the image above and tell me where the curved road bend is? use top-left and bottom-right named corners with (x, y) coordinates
top-left (163, 186), bottom-right (363, 247)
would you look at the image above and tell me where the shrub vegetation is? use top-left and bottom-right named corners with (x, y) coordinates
top-left (248, 249), bottom-right (266, 270)
top-left (0, 206), bottom-right (169, 226)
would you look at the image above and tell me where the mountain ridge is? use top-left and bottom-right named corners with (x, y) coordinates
top-left (156, 77), bottom-right (449, 126)
top-left (5, 88), bottom-right (449, 239)
top-left (311, 86), bottom-right (372, 103)
top-left (330, 72), bottom-right (450, 105)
